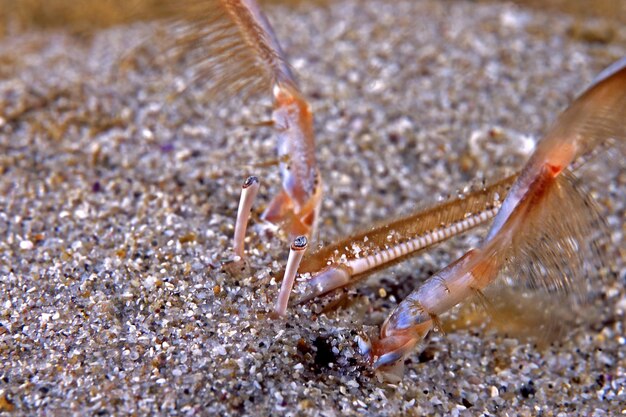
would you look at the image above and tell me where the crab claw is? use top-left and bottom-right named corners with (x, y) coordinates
top-left (356, 331), bottom-right (405, 382)
top-left (364, 330), bottom-right (419, 383)
top-left (369, 329), bottom-right (420, 369)
top-left (365, 315), bottom-right (433, 382)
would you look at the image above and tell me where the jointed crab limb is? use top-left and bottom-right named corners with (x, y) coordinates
top-left (299, 204), bottom-right (502, 303)
top-left (369, 57), bottom-right (626, 374)
top-left (196, 1), bottom-right (320, 312)
top-left (164, 0), bottom-right (297, 98)
top-left (274, 235), bottom-right (308, 316)
top-left (228, 0), bottom-right (324, 233)
top-left (294, 174), bottom-right (519, 303)
top-left (207, 0), bottom-right (323, 241)
top-left (262, 82), bottom-right (322, 240)
top-left (233, 176), bottom-right (260, 258)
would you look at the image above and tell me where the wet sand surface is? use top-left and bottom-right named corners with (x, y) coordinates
top-left (0, 0), bottom-right (625, 415)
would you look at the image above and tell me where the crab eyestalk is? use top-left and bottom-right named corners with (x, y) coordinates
top-left (274, 235), bottom-right (308, 316)
top-left (233, 176), bottom-right (260, 258)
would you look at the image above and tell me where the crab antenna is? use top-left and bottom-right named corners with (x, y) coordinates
top-left (233, 176), bottom-right (260, 258)
top-left (274, 236), bottom-right (308, 316)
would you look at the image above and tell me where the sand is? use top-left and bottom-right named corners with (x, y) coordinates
top-left (0, 0), bottom-right (625, 415)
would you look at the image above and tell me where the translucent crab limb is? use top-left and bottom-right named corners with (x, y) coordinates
top-left (371, 167), bottom-right (590, 370)
top-left (180, 1), bottom-right (321, 309)
top-left (299, 205), bottom-right (501, 303)
top-left (261, 81), bottom-right (321, 313)
top-left (295, 174), bottom-right (518, 303)
top-left (371, 246), bottom-right (500, 369)
top-left (263, 82), bottom-right (322, 240)
top-left (274, 236), bottom-right (308, 316)
top-left (163, 0), bottom-right (298, 98)
top-left (168, 1), bottom-right (321, 240)
top-left (369, 57), bottom-right (626, 373)
top-left (233, 176), bottom-right (260, 258)
top-left (487, 56), bottom-right (626, 240)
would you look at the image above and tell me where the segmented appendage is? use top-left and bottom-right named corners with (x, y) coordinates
top-left (176, 1), bottom-right (323, 240)
top-left (295, 175), bottom-right (518, 302)
top-left (487, 56), bottom-right (626, 240)
top-left (154, 0), bottom-right (322, 241)
top-left (300, 205), bottom-right (501, 303)
top-left (165, 0), bottom-right (322, 260)
top-left (369, 57), bottom-right (626, 374)
top-left (263, 82), bottom-right (322, 239)
top-left (159, 0), bottom-right (296, 98)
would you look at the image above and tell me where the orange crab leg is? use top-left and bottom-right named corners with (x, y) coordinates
top-left (368, 57), bottom-right (626, 375)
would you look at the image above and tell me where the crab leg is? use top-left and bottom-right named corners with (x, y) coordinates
top-left (294, 174), bottom-right (521, 302)
top-left (209, 0), bottom-right (322, 311)
top-left (368, 57), bottom-right (626, 375)
top-left (297, 190), bottom-right (506, 303)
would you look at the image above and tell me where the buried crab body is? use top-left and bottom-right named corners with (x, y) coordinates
top-left (365, 57), bottom-right (626, 372)
top-left (216, 0), bottom-right (625, 378)
top-left (263, 58), bottom-right (626, 376)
